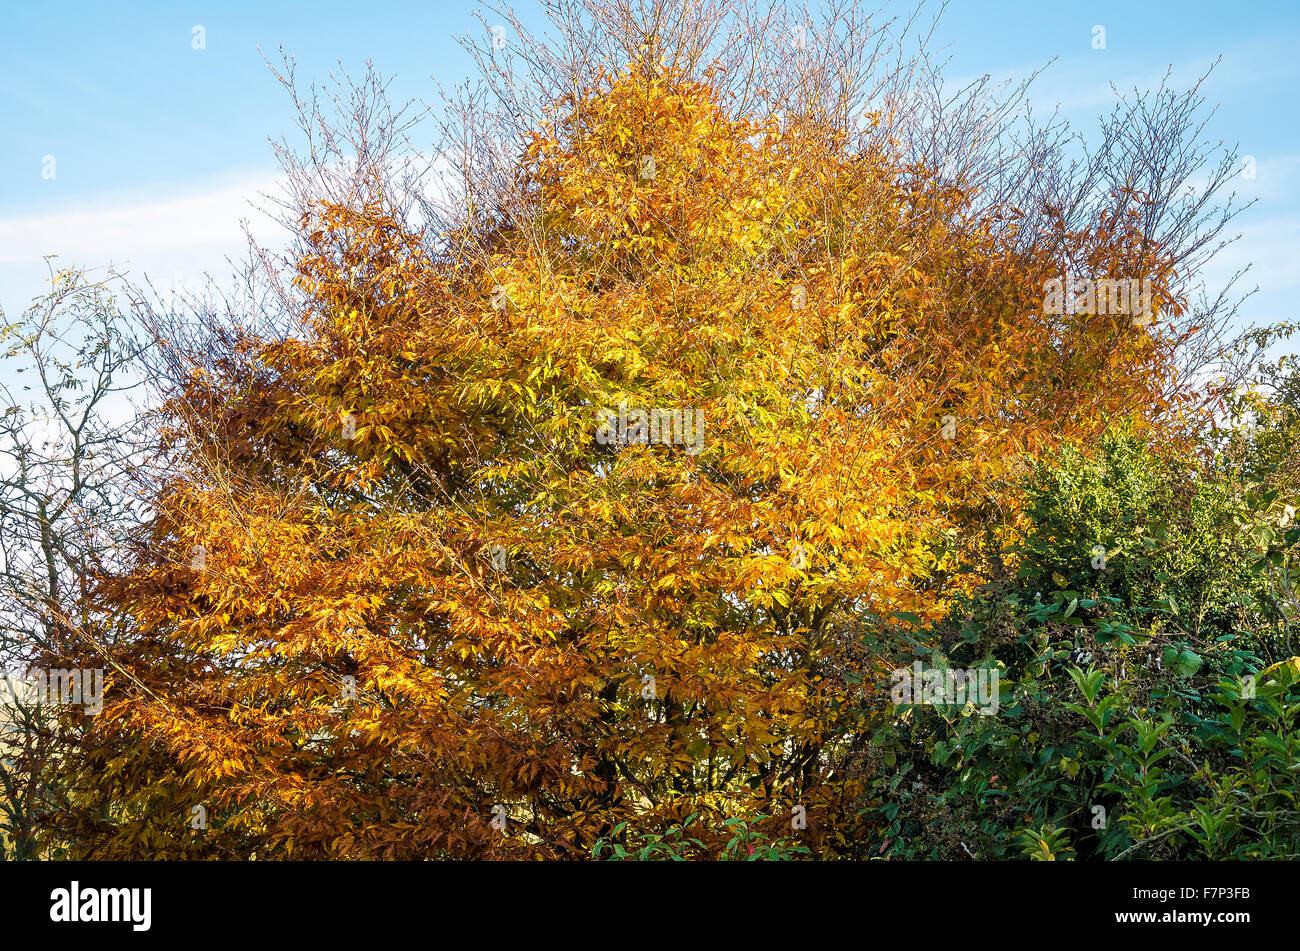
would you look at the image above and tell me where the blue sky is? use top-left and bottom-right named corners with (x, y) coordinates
top-left (2, 0), bottom-right (1298, 333)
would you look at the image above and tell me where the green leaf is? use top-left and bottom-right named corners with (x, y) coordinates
top-left (1175, 649), bottom-right (1202, 678)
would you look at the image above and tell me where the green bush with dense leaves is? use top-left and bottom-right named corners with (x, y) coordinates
top-left (860, 428), bottom-right (1300, 860)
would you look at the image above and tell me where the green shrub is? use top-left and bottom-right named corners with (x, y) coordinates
top-left (861, 430), bottom-right (1300, 859)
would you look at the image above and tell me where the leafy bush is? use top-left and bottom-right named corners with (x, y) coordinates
top-left (593, 813), bottom-right (812, 861)
top-left (861, 430), bottom-right (1300, 859)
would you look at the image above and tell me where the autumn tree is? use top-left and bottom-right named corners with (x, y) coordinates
top-left (54, 0), bottom-right (1247, 858)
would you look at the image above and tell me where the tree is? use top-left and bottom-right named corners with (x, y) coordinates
top-left (58, 0), bottom-right (1245, 858)
top-left (0, 265), bottom-right (144, 858)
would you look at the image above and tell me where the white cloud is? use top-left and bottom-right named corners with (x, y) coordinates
top-left (0, 174), bottom-right (285, 316)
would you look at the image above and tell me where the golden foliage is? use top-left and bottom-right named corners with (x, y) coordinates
top-left (63, 66), bottom-right (1183, 858)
